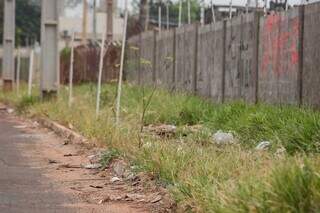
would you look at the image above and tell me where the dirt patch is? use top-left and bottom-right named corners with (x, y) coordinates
top-left (3, 111), bottom-right (175, 212)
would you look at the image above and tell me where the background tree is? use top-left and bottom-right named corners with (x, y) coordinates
top-left (0, 0), bottom-right (41, 46)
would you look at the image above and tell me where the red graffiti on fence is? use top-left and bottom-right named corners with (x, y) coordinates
top-left (261, 14), bottom-right (300, 76)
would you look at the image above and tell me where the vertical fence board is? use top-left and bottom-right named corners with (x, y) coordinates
top-left (224, 16), bottom-right (242, 102)
top-left (125, 2), bottom-right (320, 108)
top-left (156, 30), bottom-right (175, 89)
top-left (210, 22), bottom-right (225, 103)
top-left (197, 24), bottom-right (214, 98)
top-left (175, 27), bottom-right (185, 91)
top-left (126, 35), bottom-right (140, 83)
top-left (140, 31), bottom-right (154, 85)
top-left (302, 3), bottom-right (320, 108)
top-left (258, 8), bottom-right (301, 105)
top-left (183, 25), bottom-right (197, 92)
top-left (240, 13), bottom-right (257, 103)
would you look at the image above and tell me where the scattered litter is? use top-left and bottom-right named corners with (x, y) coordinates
top-left (124, 194), bottom-right (145, 201)
top-left (88, 153), bottom-right (102, 164)
top-left (32, 121), bottom-right (40, 128)
top-left (144, 124), bottom-right (177, 138)
top-left (255, 141), bottom-right (271, 150)
top-left (6, 108), bottom-right (14, 114)
top-left (98, 196), bottom-right (111, 204)
top-left (150, 195), bottom-right (162, 203)
top-left (63, 139), bottom-right (70, 145)
top-left (58, 164), bottom-right (82, 169)
top-left (13, 125), bottom-right (27, 129)
top-left (275, 147), bottom-right (286, 156)
top-left (112, 161), bottom-right (127, 177)
top-left (83, 163), bottom-right (102, 169)
top-left (68, 123), bottom-right (74, 130)
top-left (48, 159), bottom-right (58, 164)
top-left (111, 177), bottom-right (121, 183)
top-left (212, 130), bottom-right (236, 145)
top-left (89, 185), bottom-right (103, 189)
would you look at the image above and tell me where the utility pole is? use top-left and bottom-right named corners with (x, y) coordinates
top-left (211, 0), bottom-right (216, 23)
top-left (93, 0), bottom-right (97, 41)
top-left (229, 0), bottom-right (233, 19)
top-left (106, 0), bottom-right (113, 42)
top-left (264, 0), bottom-right (268, 15)
top-left (41, 0), bottom-right (59, 99)
top-left (145, 0), bottom-right (150, 31)
top-left (2, 0), bottom-right (16, 91)
top-left (82, 0), bottom-right (88, 44)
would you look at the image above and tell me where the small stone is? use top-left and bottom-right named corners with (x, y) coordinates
top-left (112, 161), bottom-right (127, 177)
top-left (83, 163), bottom-right (102, 169)
top-left (48, 159), bottom-right (58, 164)
top-left (150, 195), bottom-right (162, 203)
top-left (99, 196), bottom-right (111, 204)
top-left (68, 123), bottom-right (74, 130)
top-left (212, 130), bottom-right (235, 145)
top-left (111, 177), bottom-right (121, 183)
top-left (14, 125), bottom-right (27, 129)
top-left (88, 154), bottom-right (102, 164)
top-left (6, 108), bottom-right (14, 114)
top-left (255, 141), bottom-right (271, 151)
top-left (89, 185), bottom-right (103, 189)
top-left (275, 147), bottom-right (286, 156)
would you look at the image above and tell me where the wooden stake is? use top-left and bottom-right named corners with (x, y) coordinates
top-left (211, 0), bottom-right (216, 23)
top-left (28, 49), bottom-right (34, 96)
top-left (16, 48), bottom-right (21, 95)
top-left (115, 0), bottom-right (128, 125)
top-left (96, 31), bottom-right (106, 117)
top-left (68, 31), bottom-right (75, 108)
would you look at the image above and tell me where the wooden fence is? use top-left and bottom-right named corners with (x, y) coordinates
top-left (125, 2), bottom-right (320, 108)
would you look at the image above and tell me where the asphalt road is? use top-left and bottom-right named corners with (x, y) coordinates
top-left (0, 112), bottom-right (76, 213)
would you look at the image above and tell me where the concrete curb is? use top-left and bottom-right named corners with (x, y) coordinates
top-left (37, 118), bottom-right (88, 145)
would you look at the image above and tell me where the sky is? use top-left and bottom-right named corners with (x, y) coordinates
top-left (66, 0), bottom-right (317, 17)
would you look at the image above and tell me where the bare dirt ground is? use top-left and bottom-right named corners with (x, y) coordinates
top-left (0, 108), bottom-right (174, 213)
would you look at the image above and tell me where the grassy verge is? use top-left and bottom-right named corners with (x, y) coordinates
top-left (1, 83), bottom-right (320, 212)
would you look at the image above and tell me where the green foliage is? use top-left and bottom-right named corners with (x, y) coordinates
top-left (100, 148), bottom-right (121, 169)
top-left (2, 84), bottom-right (320, 212)
top-left (133, 0), bottom-right (201, 24)
top-left (16, 95), bottom-right (40, 114)
top-left (0, 0), bottom-right (41, 46)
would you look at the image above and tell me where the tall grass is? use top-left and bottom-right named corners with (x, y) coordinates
top-left (1, 83), bottom-right (320, 212)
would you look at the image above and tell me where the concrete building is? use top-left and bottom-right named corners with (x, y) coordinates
top-left (59, 0), bottom-right (124, 49)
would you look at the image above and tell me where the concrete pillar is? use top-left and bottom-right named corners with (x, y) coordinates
top-left (40, 0), bottom-right (60, 98)
top-left (106, 0), bottom-right (114, 42)
top-left (2, 0), bottom-right (16, 91)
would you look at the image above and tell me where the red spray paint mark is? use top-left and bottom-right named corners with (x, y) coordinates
top-left (261, 14), bottom-right (300, 76)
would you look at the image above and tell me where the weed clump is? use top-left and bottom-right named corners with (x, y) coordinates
top-left (2, 83), bottom-right (320, 212)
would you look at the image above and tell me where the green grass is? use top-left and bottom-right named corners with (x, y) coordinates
top-left (1, 83), bottom-right (320, 212)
